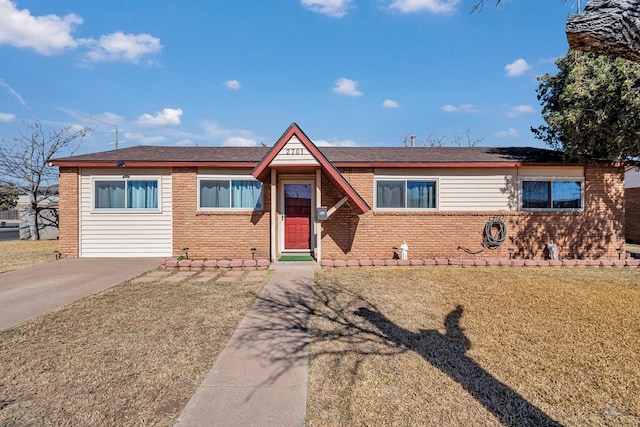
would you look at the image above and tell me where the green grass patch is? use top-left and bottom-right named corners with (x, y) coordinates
top-left (278, 255), bottom-right (314, 261)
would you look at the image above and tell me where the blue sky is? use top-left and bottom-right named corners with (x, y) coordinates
top-left (0, 0), bottom-right (579, 154)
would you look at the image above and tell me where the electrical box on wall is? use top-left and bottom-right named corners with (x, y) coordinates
top-left (316, 207), bottom-right (328, 221)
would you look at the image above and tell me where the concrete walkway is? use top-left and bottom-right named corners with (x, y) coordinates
top-left (0, 257), bottom-right (159, 331)
top-left (175, 262), bottom-right (320, 427)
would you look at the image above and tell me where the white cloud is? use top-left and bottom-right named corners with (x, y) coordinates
top-left (506, 104), bottom-right (535, 117)
top-left (135, 108), bottom-right (183, 127)
top-left (95, 112), bottom-right (124, 125)
top-left (124, 132), bottom-right (168, 145)
top-left (314, 139), bottom-right (358, 147)
top-left (441, 103), bottom-right (478, 113)
top-left (225, 80), bottom-right (241, 90)
top-left (201, 121), bottom-right (260, 146)
top-left (0, 78), bottom-right (28, 108)
top-left (0, 1), bottom-right (161, 65)
top-left (382, 99), bottom-right (399, 108)
top-left (505, 58), bottom-right (530, 77)
top-left (81, 32), bottom-right (162, 64)
top-left (301, 0), bottom-right (351, 17)
top-left (202, 121), bottom-right (237, 139)
top-left (222, 137), bottom-right (257, 147)
top-left (333, 77), bottom-right (362, 97)
top-left (0, 112), bottom-right (16, 122)
top-left (495, 128), bottom-right (519, 138)
top-left (0, 0), bottom-right (81, 55)
top-left (389, 0), bottom-right (459, 13)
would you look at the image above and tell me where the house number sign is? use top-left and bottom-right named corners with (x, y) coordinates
top-left (284, 148), bottom-right (306, 155)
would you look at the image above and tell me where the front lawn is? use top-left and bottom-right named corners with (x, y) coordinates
top-left (0, 239), bottom-right (58, 273)
top-left (307, 267), bottom-right (640, 426)
top-left (0, 271), bottom-right (268, 426)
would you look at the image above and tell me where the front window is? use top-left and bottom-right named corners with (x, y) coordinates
top-left (199, 179), bottom-right (263, 210)
top-left (521, 180), bottom-right (582, 210)
top-left (376, 179), bottom-right (437, 209)
top-left (95, 179), bottom-right (158, 209)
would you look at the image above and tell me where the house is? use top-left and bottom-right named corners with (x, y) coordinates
top-left (16, 186), bottom-right (60, 240)
top-left (51, 123), bottom-right (625, 261)
top-left (626, 167), bottom-right (640, 244)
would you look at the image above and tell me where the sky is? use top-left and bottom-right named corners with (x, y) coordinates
top-left (0, 0), bottom-right (581, 155)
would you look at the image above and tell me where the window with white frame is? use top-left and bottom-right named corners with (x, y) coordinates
top-left (199, 178), bottom-right (263, 210)
top-left (94, 179), bottom-right (159, 209)
top-left (521, 179), bottom-right (583, 210)
top-left (375, 179), bottom-right (437, 209)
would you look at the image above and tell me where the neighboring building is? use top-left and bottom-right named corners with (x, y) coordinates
top-left (15, 186), bottom-right (59, 211)
top-left (51, 123), bottom-right (625, 261)
top-left (16, 186), bottom-right (60, 240)
top-left (626, 167), bottom-right (640, 243)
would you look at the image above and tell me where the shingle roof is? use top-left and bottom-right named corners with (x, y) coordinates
top-left (52, 146), bottom-right (270, 163)
top-left (322, 146), bottom-right (566, 164)
top-left (52, 145), bottom-right (568, 165)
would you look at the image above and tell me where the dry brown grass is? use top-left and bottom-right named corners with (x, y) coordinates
top-left (0, 272), bottom-right (269, 426)
top-left (308, 267), bottom-right (640, 426)
top-left (0, 239), bottom-right (59, 273)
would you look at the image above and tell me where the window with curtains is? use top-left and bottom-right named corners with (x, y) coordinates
top-left (94, 179), bottom-right (159, 209)
top-left (521, 179), bottom-right (583, 211)
top-left (375, 179), bottom-right (437, 209)
top-left (199, 178), bottom-right (263, 210)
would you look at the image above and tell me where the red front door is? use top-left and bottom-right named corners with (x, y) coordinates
top-left (284, 184), bottom-right (311, 250)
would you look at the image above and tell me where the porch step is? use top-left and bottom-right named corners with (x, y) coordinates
top-left (278, 255), bottom-right (315, 262)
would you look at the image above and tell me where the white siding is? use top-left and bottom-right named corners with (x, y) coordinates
top-left (439, 170), bottom-right (516, 211)
top-left (375, 168), bottom-right (516, 211)
top-left (374, 166), bottom-right (585, 211)
top-left (79, 168), bottom-right (172, 257)
top-left (626, 169), bottom-right (640, 189)
top-left (271, 136), bottom-right (319, 166)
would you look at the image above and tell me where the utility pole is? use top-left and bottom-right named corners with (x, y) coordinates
top-left (111, 127), bottom-right (125, 150)
top-left (85, 116), bottom-right (125, 149)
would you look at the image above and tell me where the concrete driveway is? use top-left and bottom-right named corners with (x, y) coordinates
top-left (0, 257), bottom-right (160, 331)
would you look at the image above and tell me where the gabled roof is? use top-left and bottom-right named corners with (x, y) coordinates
top-left (51, 145), bottom-right (570, 167)
top-left (252, 123), bottom-right (371, 214)
top-left (323, 146), bottom-right (567, 166)
top-left (51, 146), bottom-right (269, 167)
top-left (50, 126), bottom-right (581, 217)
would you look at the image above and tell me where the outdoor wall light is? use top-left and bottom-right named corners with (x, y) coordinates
top-left (117, 160), bottom-right (125, 167)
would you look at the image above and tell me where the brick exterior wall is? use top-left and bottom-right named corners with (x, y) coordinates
top-left (171, 168), bottom-right (271, 260)
top-left (626, 187), bottom-right (640, 243)
top-left (58, 163), bottom-right (624, 260)
top-left (58, 167), bottom-right (79, 258)
top-left (320, 164), bottom-right (625, 260)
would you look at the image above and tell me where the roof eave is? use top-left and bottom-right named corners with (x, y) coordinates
top-left (252, 123), bottom-right (370, 214)
top-left (51, 161), bottom-right (259, 168)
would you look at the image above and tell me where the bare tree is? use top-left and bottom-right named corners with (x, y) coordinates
top-left (0, 121), bottom-right (91, 240)
top-left (401, 129), bottom-right (483, 148)
top-left (451, 127), bottom-right (485, 147)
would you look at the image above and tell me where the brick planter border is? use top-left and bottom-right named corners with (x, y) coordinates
top-left (161, 257), bottom-right (640, 269)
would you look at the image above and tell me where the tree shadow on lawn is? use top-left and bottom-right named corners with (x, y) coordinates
top-left (236, 281), bottom-right (562, 427)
